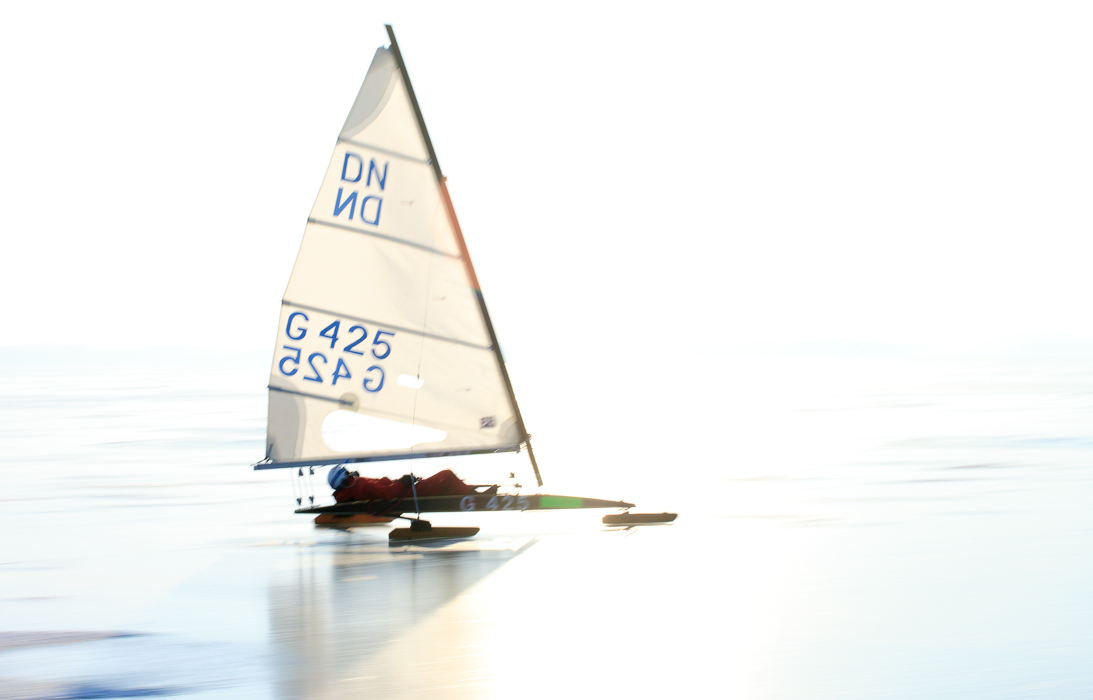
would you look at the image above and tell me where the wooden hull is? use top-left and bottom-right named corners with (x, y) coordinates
top-left (297, 493), bottom-right (635, 517)
top-left (314, 513), bottom-right (394, 527)
top-left (388, 526), bottom-right (480, 542)
top-left (602, 512), bottom-right (677, 525)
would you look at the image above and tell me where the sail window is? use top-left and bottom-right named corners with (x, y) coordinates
top-left (321, 409), bottom-right (445, 452)
top-left (397, 374), bottom-right (424, 389)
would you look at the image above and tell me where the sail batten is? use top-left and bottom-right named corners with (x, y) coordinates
top-left (336, 137), bottom-right (431, 165)
top-left (304, 217), bottom-right (461, 258)
top-left (268, 385), bottom-right (354, 406)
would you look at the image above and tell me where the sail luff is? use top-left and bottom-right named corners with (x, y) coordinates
top-left (384, 25), bottom-right (443, 182)
top-left (384, 25), bottom-right (544, 487)
top-left (437, 180), bottom-right (543, 487)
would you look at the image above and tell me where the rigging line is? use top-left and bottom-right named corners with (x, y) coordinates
top-left (407, 206), bottom-right (438, 471)
top-left (306, 218), bottom-right (462, 260)
top-left (290, 467), bottom-right (300, 507)
top-left (336, 137), bottom-right (431, 165)
top-left (280, 301), bottom-right (493, 352)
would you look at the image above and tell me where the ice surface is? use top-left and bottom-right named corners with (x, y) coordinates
top-left (3, 354), bottom-right (1093, 698)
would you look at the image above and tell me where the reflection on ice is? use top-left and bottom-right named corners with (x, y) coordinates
top-left (0, 631), bottom-right (141, 651)
top-left (267, 537), bottom-right (537, 699)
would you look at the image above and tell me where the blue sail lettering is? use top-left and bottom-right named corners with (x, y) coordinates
top-left (341, 152), bottom-right (363, 182)
top-left (360, 195), bottom-right (382, 226)
top-left (285, 312), bottom-right (308, 340)
top-left (334, 188), bottom-right (357, 219)
top-left (367, 160), bottom-right (388, 190)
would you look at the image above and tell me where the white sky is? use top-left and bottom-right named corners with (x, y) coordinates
top-left (2, 1), bottom-right (1092, 358)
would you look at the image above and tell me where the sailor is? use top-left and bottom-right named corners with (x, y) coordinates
top-left (326, 465), bottom-right (476, 503)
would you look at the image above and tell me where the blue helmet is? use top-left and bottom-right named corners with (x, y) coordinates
top-left (327, 465), bottom-right (351, 490)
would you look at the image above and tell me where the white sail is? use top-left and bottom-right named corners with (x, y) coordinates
top-left (264, 45), bottom-right (523, 468)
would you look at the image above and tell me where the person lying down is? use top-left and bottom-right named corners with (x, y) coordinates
top-left (326, 465), bottom-right (495, 503)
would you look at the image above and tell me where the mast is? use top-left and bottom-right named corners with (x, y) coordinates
top-left (384, 25), bottom-right (543, 487)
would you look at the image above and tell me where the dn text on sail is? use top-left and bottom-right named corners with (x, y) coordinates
top-left (334, 152), bottom-right (388, 226)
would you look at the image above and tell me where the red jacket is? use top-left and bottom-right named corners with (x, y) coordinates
top-left (333, 469), bottom-right (475, 503)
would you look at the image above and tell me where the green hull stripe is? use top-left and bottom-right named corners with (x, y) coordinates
top-left (538, 496), bottom-right (585, 509)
